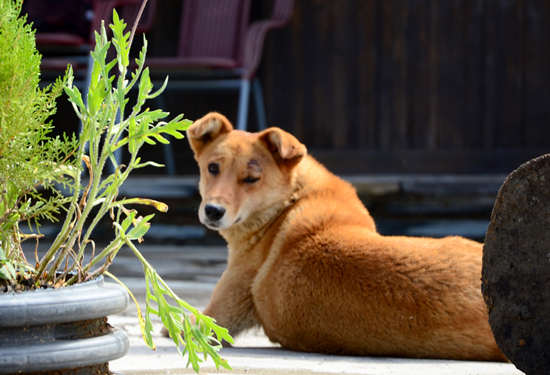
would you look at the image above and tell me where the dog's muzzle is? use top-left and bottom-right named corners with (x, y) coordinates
top-left (204, 203), bottom-right (226, 222)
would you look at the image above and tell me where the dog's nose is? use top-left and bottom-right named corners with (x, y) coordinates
top-left (205, 204), bottom-right (226, 221)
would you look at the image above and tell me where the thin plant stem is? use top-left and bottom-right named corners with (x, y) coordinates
top-left (129, 0), bottom-right (149, 48)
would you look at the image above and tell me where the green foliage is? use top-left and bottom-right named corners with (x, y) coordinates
top-left (122, 240), bottom-right (233, 372)
top-left (0, 0), bottom-right (232, 371)
top-left (0, 2), bottom-right (232, 371)
top-left (36, 10), bottom-right (193, 285)
top-left (0, 0), bottom-right (77, 282)
top-left (0, 248), bottom-right (16, 280)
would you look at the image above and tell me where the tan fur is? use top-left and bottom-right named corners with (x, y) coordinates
top-left (187, 112), bottom-right (506, 361)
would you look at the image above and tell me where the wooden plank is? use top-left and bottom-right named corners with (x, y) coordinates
top-left (407, 0), bottom-right (431, 149)
top-left (261, 2), bottom-right (300, 132)
top-left (462, 0), bottom-right (485, 148)
top-left (525, 0), bottom-right (550, 148)
top-left (331, 0), bottom-right (351, 148)
top-left (435, 0), bottom-right (466, 149)
top-left (483, 0), bottom-right (497, 150)
top-left (298, 0), bottom-right (318, 144)
top-left (183, 0), bottom-right (550, 175)
top-left (355, 0), bottom-right (378, 149)
top-left (287, 0), bottom-right (305, 135)
top-left (373, 0), bottom-right (384, 150)
top-left (378, 0), bottom-right (409, 150)
top-left (378, 0), bottom-right (395, 150)
top-left (288, 1), bottom-right (305, 137)
top-left (309, 149), bottom-right (548, 175)
top-left (306, 0), bottom-right (332, 148)
top-left (427, 0), bottom-right (439, 150)
top-left (493, 0), bottom-right (525, 148)
top-left (393, 0), bottom-right (409, 150)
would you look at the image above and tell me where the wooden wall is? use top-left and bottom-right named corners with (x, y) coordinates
top-left (259, 0), bottom-right (550, 174)
top-left (43, 0), bottom-right (550, 175)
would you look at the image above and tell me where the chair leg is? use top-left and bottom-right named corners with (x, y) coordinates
top-left (163, 142), bottom-right (176, 175)
top-left (252, 78), bottom-right (267, 130)
top-left (237, 79), bottom-right (251, 131)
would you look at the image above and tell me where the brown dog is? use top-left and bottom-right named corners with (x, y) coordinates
top-left (186, 112), bottom-right (506, 361)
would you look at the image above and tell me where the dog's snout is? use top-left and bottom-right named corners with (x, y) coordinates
top-left (205, 204), bottom-right (226, 221)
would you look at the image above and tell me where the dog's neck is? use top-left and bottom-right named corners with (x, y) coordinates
top-left (217, 155), bottom-right (357, 264)
top-left (219, 184), bottom-right (300, 255)
top-left (218, 161), bottom-right (309, 263)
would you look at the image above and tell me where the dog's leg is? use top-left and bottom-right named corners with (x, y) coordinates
top-left (160, 269), bottom-right (256, 343)
top-left (202, 268), bottom-right (258, 343)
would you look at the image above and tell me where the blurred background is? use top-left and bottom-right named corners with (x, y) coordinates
top-left (24, 0), bottom-right (550, 242)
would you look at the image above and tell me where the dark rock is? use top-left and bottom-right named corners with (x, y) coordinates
top-left (482, 154), bottom-right (550, 375)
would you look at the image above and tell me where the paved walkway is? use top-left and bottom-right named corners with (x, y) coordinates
top-left (106, 245), bottom-right (524, 375)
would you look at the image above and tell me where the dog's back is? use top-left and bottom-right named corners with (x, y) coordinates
top-left (250, 156), bottom-right (505, 360)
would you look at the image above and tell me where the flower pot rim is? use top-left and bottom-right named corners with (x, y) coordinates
top-left (0, 275), bottom-right (128, 327)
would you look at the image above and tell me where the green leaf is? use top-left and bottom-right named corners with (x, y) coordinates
top-left (110, 10), bottom-right (130, 68)
top-left (135, 117), bottom-right (191, 147)
top-left (152, 134), bottom-right (170, 144)
top-left (87, 73), bottom-right (106, 116)
top-left (127, 36), bottom-right (149, 93)
top-left (121, 210), bottom-right (137, 232)
top-left (147, 76), bottom-right (169, 100)
top-left (64, 85), bottom-right (85, 114)
top-left (136, 67), bottom-right (153, 109)
top-left (0, 262), bottom-right (16, 281)
top-left (105, 271), bottom-right (155, 350)
top-left (126, 214), bottom-right (154, 240)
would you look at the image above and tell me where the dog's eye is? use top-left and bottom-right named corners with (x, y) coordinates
top-left (242, 176), bottom-right (260, 184)
top-left (208, 163), bottom-right (219, 175)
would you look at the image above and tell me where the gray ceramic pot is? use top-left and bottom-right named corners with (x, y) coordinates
top-left (0, 276), bottom-right (129, 374)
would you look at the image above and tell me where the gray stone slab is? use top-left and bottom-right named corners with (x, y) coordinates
top-left (109, 277), bottom-right (524, 375)
top-left (110, 319), bottom-right (524, 375)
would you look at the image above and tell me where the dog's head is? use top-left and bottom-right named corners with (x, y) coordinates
top-left (187, 112), bottom-right (307, 231)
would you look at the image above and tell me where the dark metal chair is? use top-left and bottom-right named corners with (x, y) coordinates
top-left (95, 0), bottom-right (293, 129)
top-left (25, 0), bottom-right (92, 90)
top-left (95, 0), bottom-right (294, 174)
top-left (33, 0), bottom-right (294, 174)
top-left (32, 0), bottom-right (157, 171)
top-left (35, 0), bottom-right (156, 90)
top-left (144, 0), bottom-right (294, 132)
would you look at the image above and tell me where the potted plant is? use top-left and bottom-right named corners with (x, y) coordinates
top-left (0, 0), bottom-right (232, 373)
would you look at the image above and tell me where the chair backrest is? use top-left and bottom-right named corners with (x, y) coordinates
top-left (92, 0), bottom-right (157, 41)
top-left (178, 0), bottom-right (251, 64)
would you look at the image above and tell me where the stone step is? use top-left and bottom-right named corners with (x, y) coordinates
top-left (38, 174), bottom-right (505, 243)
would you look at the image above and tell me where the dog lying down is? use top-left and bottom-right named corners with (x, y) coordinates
top-left (176, 112), bottom-right (506, 361)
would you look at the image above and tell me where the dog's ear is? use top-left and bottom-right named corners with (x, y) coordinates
top-left (259, 127), bottom-right (307, 167)
top-left (187, 112), bottom-right (233, 155)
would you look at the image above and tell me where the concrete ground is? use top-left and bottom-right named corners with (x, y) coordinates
top-left (105, 245), bottom-right (524, 375)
